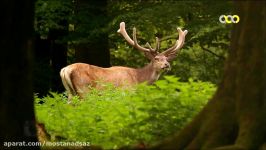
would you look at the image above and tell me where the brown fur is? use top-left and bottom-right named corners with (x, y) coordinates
top-left (60, 22), bottom-right (187, 100)
top-left (60, 59), bottom-right (168, 99)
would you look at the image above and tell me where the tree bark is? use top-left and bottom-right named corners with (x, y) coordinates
top-left (50, 26), bottom-right (68, 93)
top-left (75, 0), bottom-right (110, 67)
top-left (149, 1), bottom-right (266, 149)
top-left (0, 0), bottom-right (39, 149)
top-left (34, 20), bottom-right (68, 96)
top-left (34, 35), bottom-right (52, 97)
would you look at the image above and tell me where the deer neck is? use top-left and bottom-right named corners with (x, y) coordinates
top-left (136, 62), bottom-right (161, 84)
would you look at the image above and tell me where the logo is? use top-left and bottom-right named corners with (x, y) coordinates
top-left (219, 15), bottom-right (240, 24)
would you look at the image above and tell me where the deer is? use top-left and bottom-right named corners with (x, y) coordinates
top-left (60, 22), bottom-right (188, 100)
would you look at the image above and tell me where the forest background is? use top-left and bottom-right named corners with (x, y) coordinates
top-left (34, 0), bottom-right (232, 96)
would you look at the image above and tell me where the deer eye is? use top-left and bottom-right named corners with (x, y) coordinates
top-left (154, 57), bottom-right (159, 61)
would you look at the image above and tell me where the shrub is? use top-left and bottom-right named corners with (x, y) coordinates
top-left (35, 76), bottom-right (216, 149)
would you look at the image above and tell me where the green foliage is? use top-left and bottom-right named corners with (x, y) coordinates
top-left (34, 0), bottom-right (233, 83)
top-left (108, 1), bottom-right (232, 83)
top-left (35, 0), bottom-right (108, 44)
top-left (35, 0), bottom-right (72, 38)
top-left (35, 76), bottom-right (216, 149)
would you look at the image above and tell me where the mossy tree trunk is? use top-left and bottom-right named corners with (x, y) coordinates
top-left (151, 1), bottom-right (266, 149)
top-left (0, 0), bottom-right (39, 148)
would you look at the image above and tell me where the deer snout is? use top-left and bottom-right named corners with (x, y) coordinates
top-left (161, 62), bottom-right (170, 70)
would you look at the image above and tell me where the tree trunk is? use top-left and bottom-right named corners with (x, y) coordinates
top-left (50, 26), bottom-right (68, 92)
top-left (34, 20), bottom-right (68, 95)
top-left (75, 0), bottom-right (110, 67)
top-left (34, 35), bottom-right (52, 97)
top-left (0, 0), bottom-right (39, 148)
top-left (150, 1), bottom-right (266, 149)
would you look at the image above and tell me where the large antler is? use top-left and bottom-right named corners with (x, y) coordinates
top-left (117, 22), bottom-right (158, 58)
top-left (160, 28), bottom-right (188, 61)
top-left (117, 22), bottom-right (188, 60)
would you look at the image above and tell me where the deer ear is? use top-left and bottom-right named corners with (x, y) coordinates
top-left (165, 52), bottom-right (179, 61)
top-left (144, 52), bottom-right (155, 60)
top-left (166, 55), bottom-right (176, 61)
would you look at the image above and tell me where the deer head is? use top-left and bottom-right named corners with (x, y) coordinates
top-left (117, 22), bottom-right (188, 73)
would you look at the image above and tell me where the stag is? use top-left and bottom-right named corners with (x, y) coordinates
top-left (60, 22), bottom-right (187, 100)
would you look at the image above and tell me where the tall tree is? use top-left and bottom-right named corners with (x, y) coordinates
top-left (34, 0), bottom-right (70, 95)
top-left (49, 25), bottom-right (68, 92)
top-left (74, 0), bottom-right (110, 67)
top-left (0, 0), bottom-right (39, 148)
top-left (150, 1), bottom-right (266, 149)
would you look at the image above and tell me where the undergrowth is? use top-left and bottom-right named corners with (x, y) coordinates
top-left (35, 76), bottom-right (216, 149)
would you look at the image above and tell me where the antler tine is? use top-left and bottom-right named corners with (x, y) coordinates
top-left (160, 28), bottom-right (188, 56)
top-left (155, 37), bottom-right (160, 51)
top-left (145, 42), bottom-right (154, 50)
top-left (117, 22), bottom-right (150, 53)
top-left (144, 37), bottom-right (160, 53)
top-left (132, 27), bottom-right (151, 52)
top-left (117, 22), bottom-right (134, 46)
